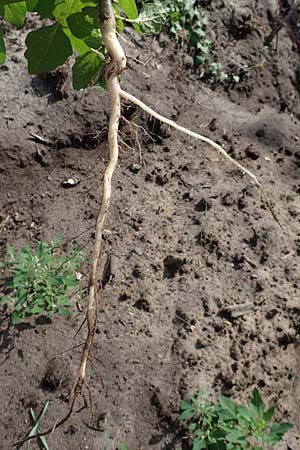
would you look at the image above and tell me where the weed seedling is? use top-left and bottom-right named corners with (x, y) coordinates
top-left (0, 238), bottom-right (84, 324)
top-left (27, 401), bottom-right (51, 450)
top-left (179, 388), bottom-right (292, 449)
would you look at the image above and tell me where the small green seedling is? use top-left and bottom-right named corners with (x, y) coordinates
top-left (179, 388), bottom-right (292, 450)
top-left (26, 401), bottom-right (50, 450)
top-left (0, 238), bottom-right (84, 324)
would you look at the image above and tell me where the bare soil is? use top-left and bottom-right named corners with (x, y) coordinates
top-left (1, 1), bottom-right (300, 449)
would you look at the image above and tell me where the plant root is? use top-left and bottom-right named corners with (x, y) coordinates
top-left (119, 89), bottom-right (280, 226)
top-left (14, 1), bottom-right (125, 445)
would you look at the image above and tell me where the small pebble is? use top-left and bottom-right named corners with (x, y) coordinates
top-left (129, 163), bottom-right (142, 174)
top-left (61, 177), bottom-right (80, 188)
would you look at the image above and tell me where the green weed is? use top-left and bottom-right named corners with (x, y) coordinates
top-left (26, 401), bottom-right (50, 450)
top-left (139, 0), bottom-right (228, 81)
top-left (0, 238), bottom-right (84, 324)
top-left (179, 388), bottom-right (292, 449)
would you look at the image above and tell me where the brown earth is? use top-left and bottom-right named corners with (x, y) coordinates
top-left (1, 1), bottom-right (300, 449)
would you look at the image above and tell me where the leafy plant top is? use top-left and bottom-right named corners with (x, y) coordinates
top-left (179, 388), bottom-right (293, 450)
top-left (0, 238), bottom-right (84, 324)
top-left (0, 0), bottom-right (165, 89)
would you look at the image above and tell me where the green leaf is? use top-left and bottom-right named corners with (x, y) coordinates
top-left (137, 3), bottom-right (167, 35)
top-left (25, 24), bottom-right (73, 74)
top-left (180, 400), bottom-right (192, 410)
top-left (29, 401), bottom-right (50, 450)
top-left (58, 307), bottom-right (70, 316)
top-left (113, 3), bottom-right (124, 32)
top-left (0, 0), bottom-right (26, 4)
top-left (1, 1), bottom-right (27, 28)
top-left (67, 11), bottom-right (94, 38)
top-left (53, 0), bottom-right (95, 27)
top-left (225, 429), bottom-right (246, 444)
top-left (26, 0), bottom-right (56, 18)
top-left (117, 0), bottom-right (140, 33)
top-left (268, 422), bottom-right (293, 442)
top-left (26, 0), bottom-right (38, 10)
top-left (192, 439), bottom-right (206, 450)
top-left (7, 243), bottom-right (14, 258)
top-left (29, 306), bottom-right (44, 314)
top-left (119, 445), bottom-right (128, 450)
top-left (219, 396), bottom-right (237, 419)
top-left (0, 296), bottom-right (10, 303)
top-left (178, 408), bottom-right (194, 421)
top-left (117, 0), bottom-right (138, 19)
top-left (0, 26), bottom-right (6, 64)
top-left (12, 309), bottom-right (21, 324)
top-left (72, 50), bottom-right (104, 90)
top-left (84, 35), bottom-right (102, 50)
top-left (250, 388), bottom-right (264, 417)
top-left (82, 6), bottom-right (100, 28)
top-left (63, 26), bottom-right (90, 55)
top-left (263, 406), bottom-right (275, 422)
top-left (57, 298), bottom-right (70, 306)
top-left (237, 405), bottom-right (253, 423)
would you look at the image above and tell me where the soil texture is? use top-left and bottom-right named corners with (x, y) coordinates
top-left (1, 1), bottom-right (300, 449)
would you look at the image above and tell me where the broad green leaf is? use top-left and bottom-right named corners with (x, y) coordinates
top-left (26, 0), bottom-right (56, 18)
top-left (84, 35), bottom-right (103, 50)
top-left (53, 0), bottom-right (95, 27)
top-left (63, 26), bottom-right (90, 55)
top-left (0, 1), bottom-right (26, 28)
top-left (25, 24), bottom-right (73, 74)
top-left (72, 50), bottom-right (104, 90)
top-left (117, 0), bottom-right (140, 33)
top-left (67, 11), bottom-right (94, 38)
top-left (119, 445), bottom-right (128, 450)
top-left (117, 0), bottom-right (138, 19)
top-left (0, 26), bottom-right (5, 64)
top-left (82, 6), bottom-right (100, 28)
top-left (26, 0), bottom-right (38, 10)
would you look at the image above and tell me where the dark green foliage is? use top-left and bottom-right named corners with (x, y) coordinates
top-left (0, 238), bottom-right (84, 324)
top-left (0, 0), bottom-right (165, 88)
top-left (179, 389), bottom-right (293, 450)
top-left (25, 24), bottom-right (73, 74)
